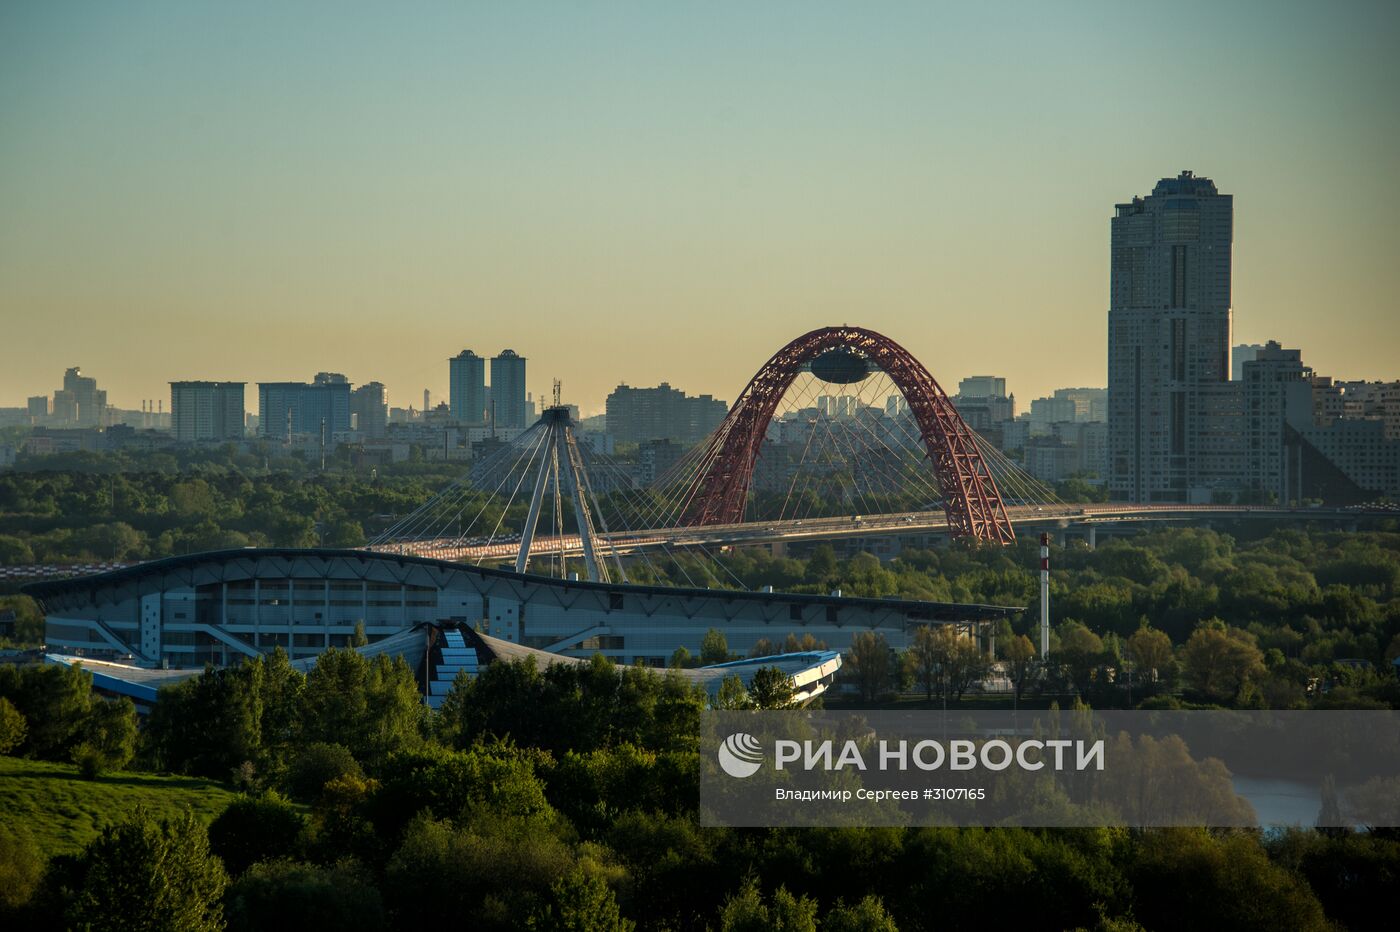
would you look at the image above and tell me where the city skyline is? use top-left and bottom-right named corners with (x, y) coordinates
top-left (3, 2), bottom-right (1398, 414)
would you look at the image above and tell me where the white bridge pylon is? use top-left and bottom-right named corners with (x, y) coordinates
top-left (515, 406), bottom-right (625, 584)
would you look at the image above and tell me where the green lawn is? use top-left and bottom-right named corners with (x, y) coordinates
top-left (0, 755), bottom-right (239, 857)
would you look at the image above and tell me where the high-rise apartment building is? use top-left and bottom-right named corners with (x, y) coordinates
top-left (490, 350), bottom-right (528, 428)
top-left (257, 375), bottom-right (352, 440)
top-left (26, 396), bottom-right (47, 419)
top-left (1239, 342), bottom-right (1313, 503)
top-left (350, 381), bottom-right (388, 438)
top-left (170, 382), bottom-right (246, 442)
top-left (1108, 171), bottom-right (1236, 502)
top-left (449, 350), bottom-right (487, 425)
top-left (605, 383), bottom-right (728, 445)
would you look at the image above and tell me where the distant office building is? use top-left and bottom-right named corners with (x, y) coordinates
top-left (1108, 171), bottom-right (1237, 503)
top-left (51, 367), bottom-right (107, 427)
top-left (170, 382), bottom-right (245, 443)
top-left (27, 396), bottom-right (47, 419)
top-left (257, 375), bottom-right (352, 440)
top-left (490, 350), bottom-right (528, 428)
top-left (958, 376), bottom-right (1007, 399)
top-left (1052, 387), bottom-right (1107, 422)
top-left (351, 382), bottom-right (388, 438)
top-left (449, 350), bottom-right (488, 424)
top-left (606, 383), bottom-right (728, 445)
top-left (1029, 396), bottom-right (1078, 430)
top-left (952, 376), bottom-right (1014, 433)
top-left (1232, 343), bottom-right (1266, 381)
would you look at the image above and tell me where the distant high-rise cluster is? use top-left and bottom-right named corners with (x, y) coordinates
top-left (447, 348), bottom-right (528, 428)
top-left (52, 367), bottom-right (107, 427)
top-left (1106, 172), bottom-right (1400, 503)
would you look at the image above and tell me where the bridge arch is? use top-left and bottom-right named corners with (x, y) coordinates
top-left (680, 326), bottom-right (1016, 544)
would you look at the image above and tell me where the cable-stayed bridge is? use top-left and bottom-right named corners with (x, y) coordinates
top-left (369, 326), bottom-right (1384, 579)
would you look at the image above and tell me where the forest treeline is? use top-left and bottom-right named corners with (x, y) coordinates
top-left (3, 645), bottom-right (1399, 931)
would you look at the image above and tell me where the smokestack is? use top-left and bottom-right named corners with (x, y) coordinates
top-left (1039, 532), bottom-right (1051, 657)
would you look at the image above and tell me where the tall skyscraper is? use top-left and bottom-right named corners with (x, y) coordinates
top-left (1108, 171), bottom-right (1236, 503)
top-left (490, 349), bottom-right (528, 428)
top-left (350, 381), bottom-right (388, 438)
top-left (170, 382), bottom-right (246, 442)
top-left (449, 350), bottom-right (487, 424)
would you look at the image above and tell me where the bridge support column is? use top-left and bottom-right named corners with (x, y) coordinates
top-left (1039, 533), bottom-right (1051, 659)
top-left (1087, 526), bottom-right (1096, 551)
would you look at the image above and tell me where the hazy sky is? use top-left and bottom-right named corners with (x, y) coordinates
top-left (2, 1), bottom-right (1397, 416)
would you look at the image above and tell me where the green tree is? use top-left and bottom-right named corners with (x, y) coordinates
top-left (846, 631), bottom-right (893, 703)
top-left (715, 675), bottom-right (750, 710)
top-left (1181, 621), bottom-right (1266, 703)
top-left (285, 742), bottom-right (363, 801)
top-left (0, 697), bottom-right (26, 754)
top-left (225, 859), bottom-right (387, 932)
top-left (0, 535), bottom-right (35, 566)
top-left (748, 667), bottom-right (796, 710)
top-left (323, 519), bottom-right (366, 548)
top-left (0, 662), bottom-right (93, 761)
top-left (1054, 622), bottom-right (1105, 698)
top-left (528, 868), bottom-right (634, 932)
top-left (823, 895), bottom-right (900, 932)
top-left (67, 807), bottom-right (228, 932)
top-left (700, 629), bottom-right (730, 665)
top-left (207, 792), bottom-right (308, 876)
top-left (906, 625), bottom-right (942, 701)
top-left (72, 696), bottom-right (137, 777)
top-left (748, 638), bottom-right (776, 658)
top-left (0, 823), bottom-right (44, 913)
top-left (1127, 625), bottom-right (1174, 689)
top-left (301, 649), bottom-right (424, 765)
top-left (940, 627), bottom-right (991, 702)
top-left (1002, 634), bottom-right (1037, 703)
top-left (719, 878), bottom-right (818, 932)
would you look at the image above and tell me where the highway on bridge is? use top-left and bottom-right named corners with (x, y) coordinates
top-left (376, 503), bottom-right (1378, 564)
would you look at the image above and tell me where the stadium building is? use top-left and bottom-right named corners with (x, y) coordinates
top-left (24, 548), bottom-right (1020, 700)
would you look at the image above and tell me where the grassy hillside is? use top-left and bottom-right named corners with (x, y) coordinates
top-left (0, 755), bottom-right (237, 856)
